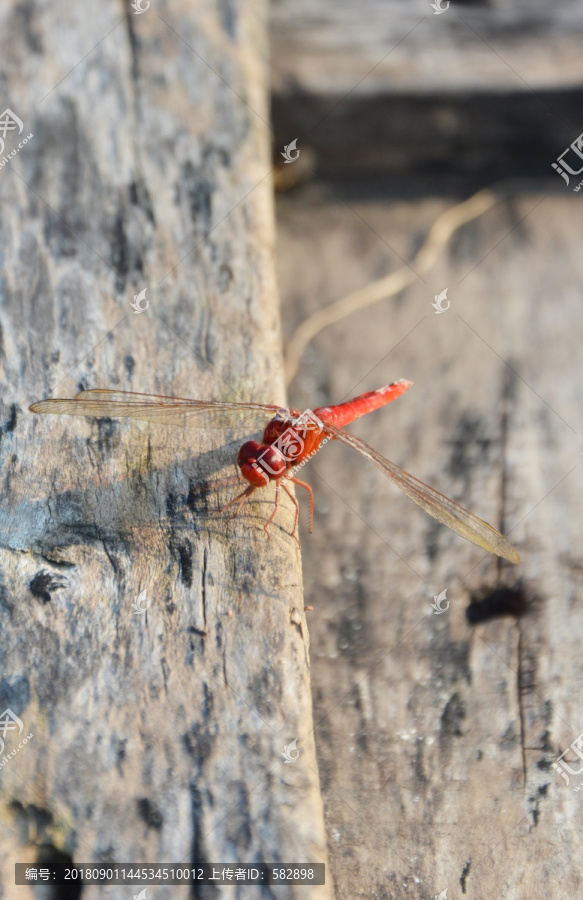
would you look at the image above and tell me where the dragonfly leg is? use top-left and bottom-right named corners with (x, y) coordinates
top-left (263, 484), bottom-right (282, 538)
top-left (218, 484), bottom-right (256, 519)
top-left (289, 477), bottom-right (314, 533)
top-left (281, 482), bottom-right (301, 546)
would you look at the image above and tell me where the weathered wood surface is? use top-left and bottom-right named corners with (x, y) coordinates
top-left (0, 2), bottom-right (331, 898)
top-left (270, 0), bottom-right (583, 183)
top-left (276, 185), bottom-right (583, 899)
top-left (270, 0), bottom-right (583, 95)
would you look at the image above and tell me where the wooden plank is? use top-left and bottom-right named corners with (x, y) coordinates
top-left (270, 0), bottom-right (583, 95)
top-left (270, 1), bottom-right (583, 182)
top-left (0, 2), bottom-right (331, 897)
top-left (271, 87), bottom-right (583, 183)
top-left (276, 186), bottom-right (582, 899)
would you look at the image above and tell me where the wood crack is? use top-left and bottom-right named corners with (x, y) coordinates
top-left (517, 626), bottom-right (528, 790)
top-left (201, 546), bottom-right (208, 630)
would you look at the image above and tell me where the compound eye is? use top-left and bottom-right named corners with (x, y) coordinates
top-left (239, 461), bottom-right (269, 486)
top-left (237, 441), bottom-right (285, 485)
top-left (238, 441), bottom-right (261, 465)
top-left (257, 446), bottom-right (286, 477)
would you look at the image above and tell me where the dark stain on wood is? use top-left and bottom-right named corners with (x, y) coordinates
top-left (181, 160), bottom-right (213, 235)
top-left (439, 692), bottom-right (466, 747)
top-left (446, 412), bottom-right (493, 491)
top-left (124, 354), bottom-right (135, 378)
top-left (137, 797), bottom-right (164, 830)
top-left (36, 844), bottom-right (82, 900)
top-left (175, 539), bottom-right (194, 588)
top-left (29, 570), bottom-right (67, 604)
top-left (87, 417), bottom-right (121, 456)
top-left (460, 858), bottom-right (471, 894)
top-left (466, 583), bottom-right (528, 623)
top-left (129, 179), bottom-right (156, 225)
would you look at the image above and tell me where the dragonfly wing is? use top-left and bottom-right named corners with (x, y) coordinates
top-left (74, 390), bottom-right (287, 410)
top-left (30, 390), bottom-right (294, 432)
top-left (325, 423), bottom-right (520, 563)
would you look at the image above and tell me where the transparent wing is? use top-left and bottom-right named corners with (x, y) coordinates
top-left (325, 423), bottom-right (520, 563)
top-left (30, 389), bottom-right (294, 432)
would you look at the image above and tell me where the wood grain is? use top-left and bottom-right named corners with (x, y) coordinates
top-left (0, 2), bottom-right (331, 898)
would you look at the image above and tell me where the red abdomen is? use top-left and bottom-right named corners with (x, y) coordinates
top-left (314, 380), bottom-right (412, 429)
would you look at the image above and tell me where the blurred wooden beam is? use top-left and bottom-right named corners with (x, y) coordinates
top-left (271, 0), bottom-right (583, 95)
top-left (270, 1), bottom-right (583, 183)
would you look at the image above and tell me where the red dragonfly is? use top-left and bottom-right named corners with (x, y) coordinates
top-left (29, 380), bottom-right (519, 562)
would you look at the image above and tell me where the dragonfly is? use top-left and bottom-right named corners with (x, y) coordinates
top-left (29, 380), bottom-right (520, 562)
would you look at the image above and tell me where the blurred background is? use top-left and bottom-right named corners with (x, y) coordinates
top-left (271, 0), bottom-right (583, 896)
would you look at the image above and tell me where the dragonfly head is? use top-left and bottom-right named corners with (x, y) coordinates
top-left (238, 440), bottom-right (286, 486)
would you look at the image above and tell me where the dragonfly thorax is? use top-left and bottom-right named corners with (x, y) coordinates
top-left (238, 413), bottom-right (326, 487)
